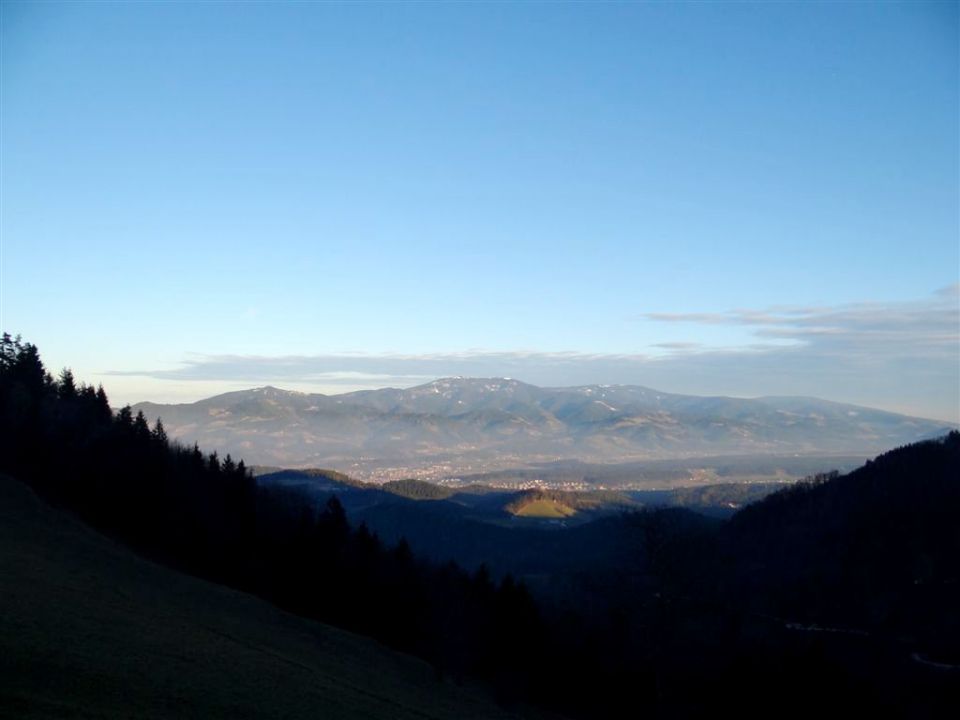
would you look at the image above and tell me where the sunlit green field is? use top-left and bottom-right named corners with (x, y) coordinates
top-left (510, 498), bottom-right (576, 518)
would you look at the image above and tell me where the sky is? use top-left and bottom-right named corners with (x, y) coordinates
top-left (1, 1), bottom-right (958, 422)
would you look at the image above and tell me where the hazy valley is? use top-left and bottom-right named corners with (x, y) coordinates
top-left (134, 378), bottom-right (952, 485)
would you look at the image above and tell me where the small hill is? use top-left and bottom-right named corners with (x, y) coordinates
top-left (510, 495), bottom-right (577, 519)
top-left (0, 473), bottom-right (540, 720)
top-left (504, 489), bottom-right (637, 519)
top-left (381, 478), bottom-right (456, 500)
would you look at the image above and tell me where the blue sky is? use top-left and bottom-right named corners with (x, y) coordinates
top-left (2, 1), bottom-right (958, 421)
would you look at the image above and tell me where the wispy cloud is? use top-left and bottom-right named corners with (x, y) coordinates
top-left (107, 350), bottom-right (654, 386)
top-left (935, 282), bottom-right (960, 298)
top-left (640, 290), bottom-right (958, 362)
top-left (651, 341), bottom-right (703, 351)
top-left (110, 289), bottom-right (959, 422)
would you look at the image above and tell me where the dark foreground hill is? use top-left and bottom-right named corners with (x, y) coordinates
top-left (0, 473), bottom-right (539, 720)
top-left (720, 431), bottom-right (960, 660)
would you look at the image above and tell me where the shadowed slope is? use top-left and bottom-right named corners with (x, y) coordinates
top-left (0, 474), bottom-right (540, 720)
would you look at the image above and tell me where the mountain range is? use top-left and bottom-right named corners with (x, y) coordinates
top-left (132, 378), bottom-right (954, 478)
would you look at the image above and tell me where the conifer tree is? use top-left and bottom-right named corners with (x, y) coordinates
top-left (222, 454), bottom-right (236, 474)
top-left (58, 368), bottom-right (77, 399)
top-left (116, 405), bottom-right (133, 426)
top-left (95, 385), bottom-right (112, 423)
top-left (132, 410), bottom-right (151, 440)
top-left (152, 418), bottom-right (168, 446)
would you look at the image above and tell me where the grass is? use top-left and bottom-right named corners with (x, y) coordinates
top-left (510, 498), bottom-right (577, 518)
top-left (0, 474), bottom-right (547, 720)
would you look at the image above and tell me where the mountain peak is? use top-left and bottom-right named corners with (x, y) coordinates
top-left (251, 385), bottom-right (306, 396)
top-left (424, 376), bottom-right (527, 389)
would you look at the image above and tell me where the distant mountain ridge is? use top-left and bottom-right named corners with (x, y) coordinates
top-left (132, 378), bottom-right (955, 475)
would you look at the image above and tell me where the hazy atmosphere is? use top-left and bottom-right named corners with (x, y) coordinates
top-left (3, 4), bottom-right (959, 718)
top-left (2, 1), bottom-right (958, 420)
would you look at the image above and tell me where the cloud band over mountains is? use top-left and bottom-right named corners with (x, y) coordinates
top-left (111, 287), bottom-right (959, 421)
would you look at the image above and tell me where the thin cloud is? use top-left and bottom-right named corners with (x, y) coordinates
top-left (643, 312), bottom-right (732, 325)
top-left (109, 289), bottom-right (959, 422)
top-left (641, 292), bottom-right (958, 359)
top-left (651, 341), bottom-right (703, 351)
top-left (107, 350), bottom-right (655, 385)
top-left (935, 283), bottom-right (960, 298)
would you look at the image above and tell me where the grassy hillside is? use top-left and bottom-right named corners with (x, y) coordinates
top-left (510, 497), bottom-right (576, 518)
top-left (0, 473), bottom-right (541, 720)
top-left (503, 490), bottom-right (636, 519)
